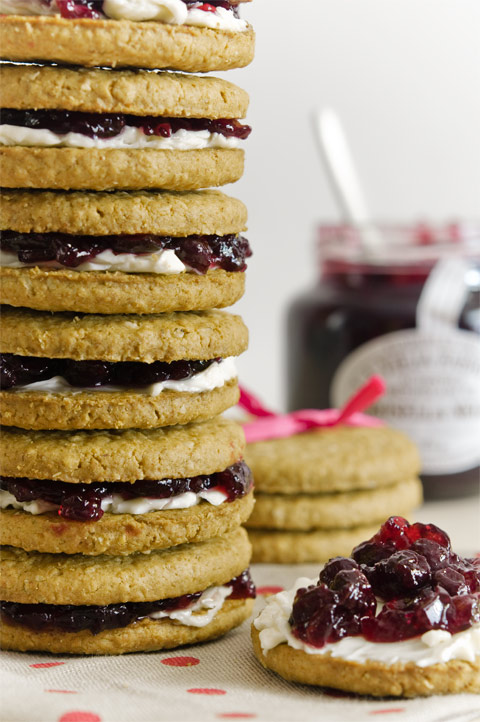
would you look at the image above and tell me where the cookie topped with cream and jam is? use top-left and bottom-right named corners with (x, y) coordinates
top-left (0, 0), bottom-right (255, 72)
top-left (252, 517), bottom-right (480, 697)
top-left (0, 65), bottom-right (251, 192)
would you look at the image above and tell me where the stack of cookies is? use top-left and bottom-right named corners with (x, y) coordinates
top-left (0, 1), bottom-right (256, 655)
top-left (245, 426), bottom-right (423, 563)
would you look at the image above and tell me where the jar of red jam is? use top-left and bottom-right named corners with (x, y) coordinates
top-left (286, 224), bottom-right (480, 499)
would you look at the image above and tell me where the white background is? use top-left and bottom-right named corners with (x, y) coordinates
top-left (219, 0), bottom-right (480, 409)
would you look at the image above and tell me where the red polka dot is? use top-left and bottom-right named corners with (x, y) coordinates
top-left (217, 715), bottom-right (256, 719)
top-left (45, 690), bottom-right (77, 695)
top-left (161, 656), bottom-right (200, 667)
top-left (257, 586), bottom-right (284, 596)
top-left (30, 662), bottom-right (65, 668)
top-left (369, 710), bottom-right (405, 715)
top-left (58, 713), bottom-right (101, 722)
top-left (187, 688), bottom-right (226, 696)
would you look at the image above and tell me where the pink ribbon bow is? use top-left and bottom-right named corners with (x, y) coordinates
top-left (239, 375), bottom-right (386, 444)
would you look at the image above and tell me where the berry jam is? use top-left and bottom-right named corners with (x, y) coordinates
top-left (0, 461), bottom-right (253, 521)
top-left (1, 110), bottom-right (251, 141)
top-left (0, 569), bottom-right (255, 635)
top-left (0, 354), bottom-right (220, 391)
top-left (289, 517), bottom-right (480, 647)
top-left (22, 0), bottom-right (239, 20)
top-left (0, 232), bottom-right (252, 274)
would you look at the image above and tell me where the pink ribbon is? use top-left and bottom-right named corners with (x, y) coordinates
top-left (239, 375), bottom-right (386, 444)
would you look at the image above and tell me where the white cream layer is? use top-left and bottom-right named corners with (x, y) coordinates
top-left (148, 584), bottom-right (233, 628)
top-left (0, 487), bottom-right (228, 516)
top-left (0, 248), bottom-right (188, 274)
top-left (0, 125), bottom-right (243, 150)
top-left (0, 0), bottom-right (248, 30)
top-left (254, 577), bottom-right (480, 668)
top-left (10, 357), bottom-right (237, 396)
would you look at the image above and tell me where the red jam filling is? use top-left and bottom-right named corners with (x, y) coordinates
top-left (1, 110), bottom-right (251, 141)
top-left (0, 355), bottom-right (222, 391)
top-left (0, 232), bottom-right (252, 273)
top-left (289, 517), bottom-right (480, 647)
top-left (0, 569), bottom-right (256, 635)
top-left (0, 461), bottom-right (253, 521)
top-left (20, 0), bottom-right (239, 20)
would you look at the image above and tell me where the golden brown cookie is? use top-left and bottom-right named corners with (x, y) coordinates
top-left (248, 524), bottom-right (382, 564)
top-left (0, 267), bottom-right (245, 315)
top-left (0, 491), bottom-right (255, 556)
top-left (0, 65), bottom-right (250, 117)
top-left (0, 147), bottom-right (245, 191)
top-left (2, 598), bottom-right (254, 655)
top-left (246, 478), bottom-right (423, 531)
top-left (251, 626), bottom-right (480, 697)
top-left (0, 16), bottom-right (255, 72)
top-left (0, 418), bottom-right (245, 483)
top-left (0, 189), bottom-right (247, 235)
top-left (1, 526), bottom-right (251, 605)
top-left (245, 426), bottom-right (421, 494)
top-left (1, 307), bottom-right (247, 362)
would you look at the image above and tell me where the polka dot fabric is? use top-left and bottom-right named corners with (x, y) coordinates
top-left (1, 564), bottom-right (478, 722)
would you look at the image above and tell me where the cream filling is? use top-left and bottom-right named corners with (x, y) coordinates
top-left (254, 577), bottom-right (480, 668)
top-left (0, 487), bottom-right (228, 516)
top-left (148, 584), bottom-right (233, 628)
top-left (0, 125), bottom-right (243, 150)
top-left (0, 248), bottom-right (188, 274)
top-left (0, 0), bottom-right (248, 30)
top-left (9, 356), bottom-right (237, 396)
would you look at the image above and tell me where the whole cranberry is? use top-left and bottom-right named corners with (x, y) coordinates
top-left (434, 568), bottom-right (469, 596)
top-left (446, 594), bottom-right (480, 634)
top-left (289, 584), bottom-right (343, 648)
top-left (319, 557), bottom-right (359, 587)
top-left (330, 569), bottom-right (376, 618)
top-left (407, 522), bottom-right (451, 550)
top-left (370, 549), bottom-right (431, 599)
top-left (352, 540), bottom-right (395, 566)
top-left (409, 539), bottom-right (450, 571)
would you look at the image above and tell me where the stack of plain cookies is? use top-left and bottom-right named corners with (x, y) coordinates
top-left (245, 426), bottom-right (423, 563)
top-left (0, 0), bottom-right (256, 655)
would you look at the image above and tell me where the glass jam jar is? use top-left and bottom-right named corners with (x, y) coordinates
top-left (286, 224), bottom-right (480, 499)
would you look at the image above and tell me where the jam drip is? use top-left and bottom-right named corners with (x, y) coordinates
top-left (0, 461), bottom-right (253, 521)
top-left (0, 569), bottom-right (256, 635)
top-left (27, 1), bottom-right (240, 20)
top-left (1, 110), bottom-right (251, 141)
top-left (0, 232), bottom-right (252, 274)
top-left (289, 517), bottom-right (480, 647)
top-left (0, 354), bottom-right (221, 391)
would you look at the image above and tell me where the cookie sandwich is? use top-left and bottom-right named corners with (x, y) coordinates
top-left (0, 65), bottom-right (251, 191)
top-left (0, 189), bottom-right (250, 314)
top-left (252, 517), bottom-right (480, 697)
top-left (1, 526), bottom-right (255, 654)
top-left (0, 0), bottom-right (255, 72)
top-left (0, 305), bottom-right (248, 430)
top-left (0, 418), bottom-right (254, 555)
top-left (245, 426), bottom-right (423, 563)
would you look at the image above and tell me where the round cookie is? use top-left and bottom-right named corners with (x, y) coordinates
top-left (248, 525), bottom-right (382, 564)
top-left (1, 526), bottom-right (251, 605)
top-left (0, 308), bottom-right (248, 430)
top-left (251, 626), bottom-right (480, 697)
top-left (1, 190), bottom-right (249, 314)
top-left (246, 477), bottom-right (423, 531)
top-left (0, 189), bottom-right (247, 236)
top-left (0, 17), bottom-right (255, 72)
top-left (0, 418), bottom-right (245, 482)
top-left (2, 598), bottom-right (254, 655)
top-left (245, 426), bottom-right (421, 494)
top-left (0, 65), bottom-right (250, 117)
top-left (0, 147), bottom-right (245, 191)
top-left (0, 491), bottom-right (254, 556)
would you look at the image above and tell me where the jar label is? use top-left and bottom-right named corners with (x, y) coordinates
top-left (331, 328), bottom-right (480, 475)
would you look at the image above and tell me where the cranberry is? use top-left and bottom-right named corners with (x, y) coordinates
top-left (55, 0), bottom-right (104, 19)
top-left (319, 557), bottom-right (359, 587)
top-left (434, 568), bottom-right (469, 596)
top-left (330, 569), bottom-right (376, 618)
top-left (409, 539), bottom-right (450, 571)
top-left (446, 594), bottom-right (480, 634)
top-left (0, 461), bottom-right (253, 522)
top-left (352, 540), bottom-right (395, 566)
top-left (0, 231), bottom-right (251, 274)
top-left (369, 550), bottom-right (431, 599)
top-left (289, 584), bottom-right (346, 648)
top-left (0, 568), bottom-right (252, 634)
top-left (406, 522), bottom-right (451, 550)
